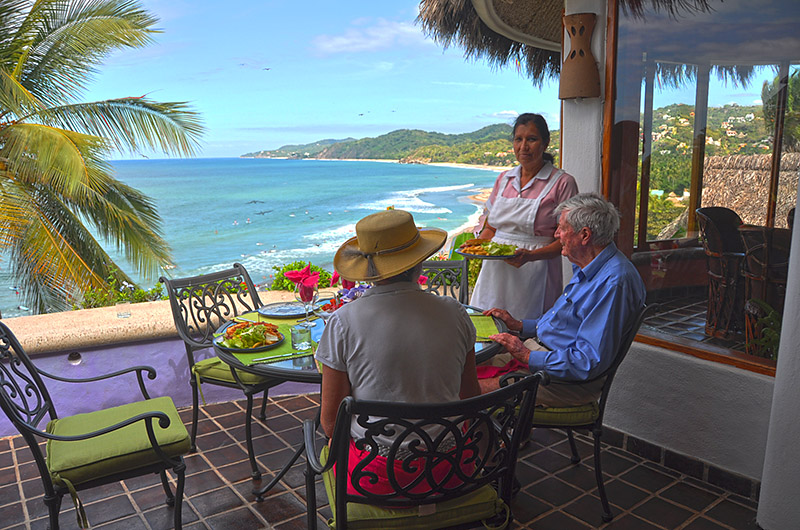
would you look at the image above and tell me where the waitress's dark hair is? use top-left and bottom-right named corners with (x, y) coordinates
top-left (512, 113), bottom-right (554, 163)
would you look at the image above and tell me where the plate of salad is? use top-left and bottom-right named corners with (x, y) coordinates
top-left (455, 239), bottom-right (518, 260)
top-left (214, 321), bottom-right (284, 353)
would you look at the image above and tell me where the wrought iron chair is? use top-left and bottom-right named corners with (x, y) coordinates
top-left (421, 259), bottom-right (470, 304)
top-left (504, 304), bottom-right (655, 523)
top-left (160, 263), bottom-right (280, 479)
top-left (696, 207), bottom-right (745, 338)
top-left (303, 372), bottom-right (548, 529)
top-left (0, 322), bottom-right (190, 530)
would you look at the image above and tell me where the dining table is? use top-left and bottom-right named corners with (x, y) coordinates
top-left (212, 300), bottom-right (508, 499)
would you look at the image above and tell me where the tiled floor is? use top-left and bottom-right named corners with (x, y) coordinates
top-left (0, 394), bottom-right (760, 529)
top-left (641, 295), bottom-right (747, 352)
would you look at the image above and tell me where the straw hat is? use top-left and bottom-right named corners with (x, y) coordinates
top-left (334, 210), bottom-right (446, 282)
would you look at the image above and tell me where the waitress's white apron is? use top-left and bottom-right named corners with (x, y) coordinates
top-left (470, 169), bottom-right (564, 320)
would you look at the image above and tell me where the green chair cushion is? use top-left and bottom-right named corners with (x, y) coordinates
top-left (533, 402), bottom-right (600, 427)
top-left (193, 356), bottom-right (268, 385)
top-left (320, 445), bottom-right (506, 529)
top-left (46, 396), bottom-right (190, 487)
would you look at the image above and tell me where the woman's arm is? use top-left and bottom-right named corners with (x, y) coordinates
top-left (477, 223), bottom-right (496, 240)
top-left (320, 364), bottom-right (351, 438)
top-left (505, 239), bottom-right (563, 268)
top-left (459, 349), bottom-right (480, 399)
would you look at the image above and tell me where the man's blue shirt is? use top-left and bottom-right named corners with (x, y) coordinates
top-left (520, 242), bottom-right (646, 380)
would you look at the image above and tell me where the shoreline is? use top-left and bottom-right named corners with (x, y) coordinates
top-left (242, 155), bottom-right (514, 174)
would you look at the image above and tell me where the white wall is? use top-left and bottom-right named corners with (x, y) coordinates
top-left (607, 342), bottom-right (774, 479)
top-left (561, 0), bottom-right (606, 195)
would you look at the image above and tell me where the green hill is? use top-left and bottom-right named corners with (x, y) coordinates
top-left (241, 138), bottom-right (355, 158)
top-left (241, 124), bottom-right (526, 166)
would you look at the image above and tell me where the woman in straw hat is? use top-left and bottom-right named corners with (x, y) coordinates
top-left (315, 209), bottom-right (480, 494)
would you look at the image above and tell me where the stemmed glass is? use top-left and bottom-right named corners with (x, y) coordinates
top-left (294, 282), bottom-right (318, 328)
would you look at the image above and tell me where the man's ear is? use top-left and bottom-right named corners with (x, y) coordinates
top-left (580, 227), bottom-right (593, 245)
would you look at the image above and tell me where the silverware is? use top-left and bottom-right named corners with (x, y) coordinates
top-left (251, 351), bottom-right (311, 363)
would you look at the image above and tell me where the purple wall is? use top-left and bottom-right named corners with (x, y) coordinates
top-left (1, 337), bottom-right (318, 438)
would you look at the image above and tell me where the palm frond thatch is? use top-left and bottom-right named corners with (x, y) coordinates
top-left (702, 153), bottom-right (799, 228)
top-left (416, 0), bottom-right (713, 85)
top-left (417, 0), bottom-right (560, 86)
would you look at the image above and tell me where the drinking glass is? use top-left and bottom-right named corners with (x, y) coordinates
top-left (290, 325), bottom-right (312, 351)
top-left (294, 282), bottom-right (318, 327)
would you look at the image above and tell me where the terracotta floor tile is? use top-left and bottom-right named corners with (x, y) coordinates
top-left (0, 394), bottom-right (765, 530)
top-left (659, 481), bottom-right (720, 512)
top-left (619, 465), bottom-right (677, 492)
top-left (632, 496), bottom-right (693, 528)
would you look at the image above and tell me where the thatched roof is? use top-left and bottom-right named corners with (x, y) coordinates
top-left (416, 0), bottom-right (712, 85)
top-left (702, 153), bottom-right (799, 229)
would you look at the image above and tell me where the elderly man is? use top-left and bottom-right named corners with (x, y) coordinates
top-left (481, 193), bottom-right (646, 406)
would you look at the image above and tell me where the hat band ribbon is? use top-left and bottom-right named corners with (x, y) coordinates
top-left (344, 232), bottom-right (421, 278)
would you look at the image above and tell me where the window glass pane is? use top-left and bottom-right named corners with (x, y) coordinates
top-left (614, 0), bottom-right (800, 354)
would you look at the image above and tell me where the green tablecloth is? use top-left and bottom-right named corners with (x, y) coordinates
top-left (470, 314), bottom-right (500, 341)
top-left (223, 312), bottom-right (317, 365)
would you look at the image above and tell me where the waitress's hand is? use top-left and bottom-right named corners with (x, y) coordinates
top-left (505, 248), bottom-right (534, 268)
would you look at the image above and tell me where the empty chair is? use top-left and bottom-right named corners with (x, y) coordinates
top-left (160, 263), bottom-right (279, 479)
top-left (739, 225), bottom-right (791, 316)
top-left (421, 259), bottom-right (470, 303)
top-left (0, 322), bottom-right (190, 530)
top-left (695, 207), bottom-right (745, 338)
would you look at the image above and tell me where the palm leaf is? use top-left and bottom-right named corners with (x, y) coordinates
top-left (47, 97), bottom-right (205, 156)
top-left (8, 0), bottom-right (158, 106)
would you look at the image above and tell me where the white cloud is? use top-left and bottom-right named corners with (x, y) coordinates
top-left (312, 19), bottom-right (427, 54)
top-left (753, 99), bottom-right (763, 105)
top-left (491, 110), bottom-right (520, 119)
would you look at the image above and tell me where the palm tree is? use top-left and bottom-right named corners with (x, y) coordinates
top-left (0, 0), bottom-right (204, 313)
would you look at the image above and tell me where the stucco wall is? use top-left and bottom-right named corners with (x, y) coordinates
top-left (606, 342), bottom-right (774, 480)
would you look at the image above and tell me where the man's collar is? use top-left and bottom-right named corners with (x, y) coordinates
top-left (578, 242), bottom-right (617, 281)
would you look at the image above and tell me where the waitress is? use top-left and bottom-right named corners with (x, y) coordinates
top-left (470, 113), bottom-right (578, 320)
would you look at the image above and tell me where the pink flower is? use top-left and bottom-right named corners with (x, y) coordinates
top-left (330, 271), bottom-right (340, 287)
top-left (284, 264), bottom-right (312, 284)
top-left (341, 278), bottom-right (356, 290)
top-left (418, 275), bottom-right (428, 286)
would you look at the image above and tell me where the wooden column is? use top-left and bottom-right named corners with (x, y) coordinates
top-left (686, 64), bottom-right (710, 237)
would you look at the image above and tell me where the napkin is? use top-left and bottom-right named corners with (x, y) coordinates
top-left (470, 314), bottom-right (500, 341)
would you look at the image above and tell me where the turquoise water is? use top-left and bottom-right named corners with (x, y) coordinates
top-left (1, 158), bottom-right (497, 317)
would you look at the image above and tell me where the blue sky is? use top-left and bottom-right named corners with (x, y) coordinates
top-left (83, 0), bottom-right (561, 159)
top-left (82, 1), bottom-right (783, 160)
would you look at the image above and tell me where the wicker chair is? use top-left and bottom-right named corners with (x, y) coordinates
top-left (696, 207), bottom-right (745, 338)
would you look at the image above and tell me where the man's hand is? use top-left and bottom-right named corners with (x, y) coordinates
top-left (489, 333), bottom-right (530, 366)
top-left (483, 308), bottom-right (523, 333)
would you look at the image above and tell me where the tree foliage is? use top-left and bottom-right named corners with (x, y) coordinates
top-left (762, 69), bottom-right (800, 152)
top-left (0, 0), bottom-right (204, 313)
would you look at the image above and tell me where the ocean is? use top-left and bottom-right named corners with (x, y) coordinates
top-left (1, 158), bottom-right (499, 317)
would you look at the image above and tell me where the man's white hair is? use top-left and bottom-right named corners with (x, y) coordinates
top-left (555, 193), bottom-right (620, 247)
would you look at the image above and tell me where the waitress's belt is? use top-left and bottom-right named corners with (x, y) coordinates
top-left (493, 232), bottom-right (556, 249)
